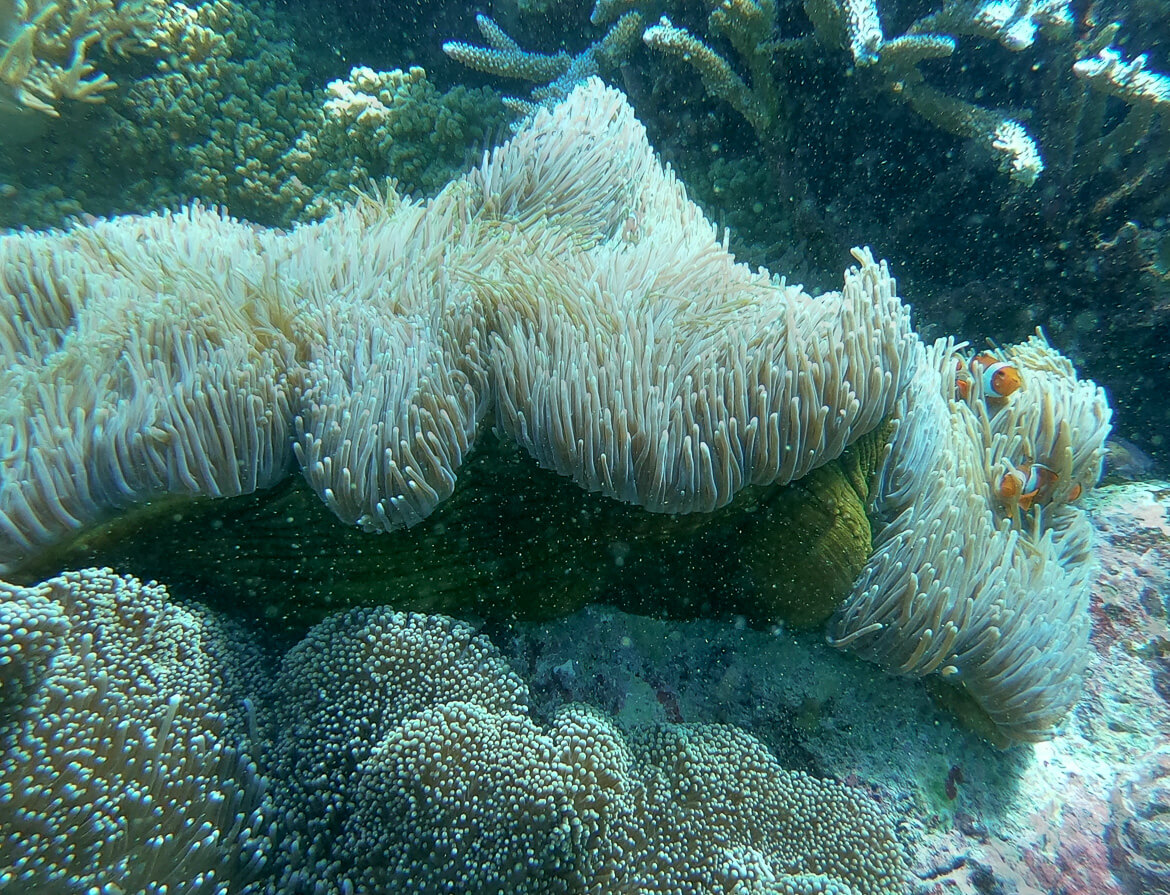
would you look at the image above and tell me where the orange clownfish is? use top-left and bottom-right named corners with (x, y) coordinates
top-left (971, 353), bottom-right (1023, 399)
top-left (953, 358), bottom-right (973, 402)
top-left (997, 462), bottom-right (1058, 511)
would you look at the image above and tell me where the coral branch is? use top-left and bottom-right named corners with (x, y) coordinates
top-left (1074, 45), bottom-right (1170, 110)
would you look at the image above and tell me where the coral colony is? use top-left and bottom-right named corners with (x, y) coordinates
top-left (1, 0), bottom-right (1164, 889)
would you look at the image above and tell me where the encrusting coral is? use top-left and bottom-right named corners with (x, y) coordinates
top-left (261, 603), bottom-right (911, 894)
top-left (0, 567), bottom-right (269, 892)
top-left (0, 79), bottom-right (1110, 744)
top-left (15, 426), bottom-right (885, 629)
top-left (0, 567), bottom-right (911, 892)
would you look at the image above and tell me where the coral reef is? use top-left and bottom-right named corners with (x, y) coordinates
top-left (0, 78), bottom-right (912, 557)
top-left (0, 568), bottom-right (269, 892)
top-left (0, 0), bottom-right (1164, 889)
top-left (0, 567), bottom-right (912, 892)
top-left (0, 79), bottom-right (1110, 744)
top-left (0, 0), bottom-right (164, 118)
top-left (447, 0), bottom-right (1077, 182)
top-left (480, 0), bottom-right (1167, 191)
top-left (0, 0), bottom-right (510, 229)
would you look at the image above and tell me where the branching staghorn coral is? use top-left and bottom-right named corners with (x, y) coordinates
top-left (1041, 22), bottom-right (1170, 222)
top-left (461, 0), bottom-right (1046, 181)
top-left (0, 568), bottom-right (269, 891)
top-left (642, 3), bottom-right (783, 136)
top-left (443, 10), bottom-right (644, 115)
top-left (906, 0), bottom-right (1073, 52)
top-left (1074, 42), bottom-right (1170, 110)
top-left (634, 0), bottom-right (1049, 183)
top-left (0, 0), bottom-right (163, 117)
top-left (501, 0), bottom-right (1169, 190)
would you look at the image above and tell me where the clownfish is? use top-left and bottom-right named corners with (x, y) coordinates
top-left (952, 352), bottom-right (1023, 403)
top-left (970, 353), bottom-right (1023, 399)
top-left (996, 462), bottom-right (1058, 511)
top-left (953, 358), bottom-right (972, 402)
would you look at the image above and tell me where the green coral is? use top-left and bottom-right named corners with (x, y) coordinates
top-left (264, 603), bottom-right (910, 894)
top-left (1, 567), bottom-right (910, 892)
top-left (17, 428), bottom-right (886, 630)
top-left (281, 65), bottom-right (511, 220)
top-left (0, 568), bottom-right (269, 891)
top-left (0, 0), bottom-right (512, 230)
